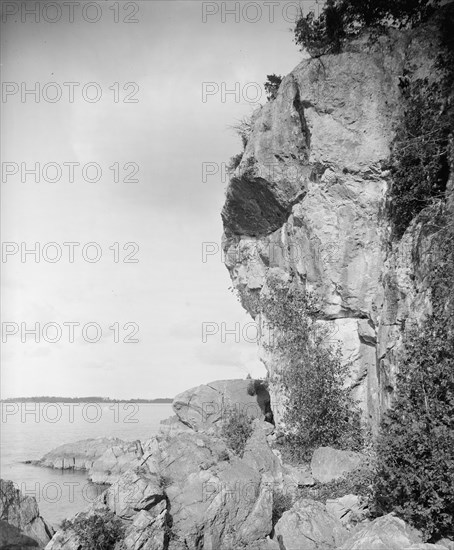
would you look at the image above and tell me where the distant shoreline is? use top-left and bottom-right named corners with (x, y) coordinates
top-left (0, 397), bottom-right (173, 404)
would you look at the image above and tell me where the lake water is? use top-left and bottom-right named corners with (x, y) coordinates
top-left (0, 402), bottom-right (174, 528)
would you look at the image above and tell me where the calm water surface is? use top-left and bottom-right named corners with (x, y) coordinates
top-left (0, 402), bottom-right (173, 528)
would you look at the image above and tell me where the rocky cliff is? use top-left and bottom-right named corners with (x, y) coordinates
top-left (0, 478), bottom-right (54, 548)
top-left (222, 10), bottom-right (454, 432)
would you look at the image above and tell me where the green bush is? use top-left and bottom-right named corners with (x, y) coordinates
top-left (272, 488), bottom-right (294, 527)
top-left (264, 74), bottom-right (283, 101)
top-left (61, 511), bottom-right (125, 550)
top-left (294, 0), bottom-right (441, 56)
top-left (388, 78), bottom-right (452, 239)
top-left (299, 463), bottom-right (375, 504)
top-left (259, 277), bottom-right (363, 461)
top-left (228, 115), bottom-right (253, 150)
top-left (388, 5), bottom-right (453, 239)
top-left (227, 152), bottom-right (243, 174)
top-left (220, 406), bottom-right (254, 457)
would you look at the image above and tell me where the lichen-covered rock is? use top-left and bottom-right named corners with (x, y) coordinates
top-left (274, 498), bottom-right (348, 550)
top-left (336, 514), bottom-right (424, 550)
top-left (311, 447), bottom-right (363, 483)
top-left (0, 478), bottom-right (54, 548)
top-left (172, 379), bottom-right (270, 430)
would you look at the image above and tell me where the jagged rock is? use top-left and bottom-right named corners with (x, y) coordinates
top-left (96, 468), bottom-right (165, 519)
top-left (311, 447), bottom-right (363, 483)
top-left (172, 379), bottom-right (270, 430)
top-left (274, 498), bottom-right (348, 550)
top-left (336, 513), bottom-right (424, 549)
top-left (89, 440), bottom-right (144, 484)
top-left (153, 431), bottom-right (228, 548)
top-left (242, 420), bottom-right (282, 483)
top-left (326, 494), bottom-right (366, 525)
top-left (118, 503), bottom-right (168, 550)
top-left (45, 530), bottom-right (79, 550)
top-left (202, 460), bottom-right (272, 549)
top-left (0, 479), bottom-right (54, 548)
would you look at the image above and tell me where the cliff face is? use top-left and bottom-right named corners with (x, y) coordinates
top-left (222, 14), bottom-right (453, 432)
top-left (0, 478), bottom-right (54, 548)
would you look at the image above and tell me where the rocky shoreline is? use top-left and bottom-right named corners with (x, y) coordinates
top-left (2, 380), bottom-right (453, 550)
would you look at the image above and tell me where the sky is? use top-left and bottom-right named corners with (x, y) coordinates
top-left (0, 0), bottom-right (316, 399)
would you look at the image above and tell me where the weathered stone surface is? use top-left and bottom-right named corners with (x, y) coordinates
top-left (242, 420), bottom-right (282, 484)
top-left (158, 415), bottom-right (193, 438)
top-left (337, 514), bottom-right (424, 550)
top-left (326, 494), bottom-right (366, 526)
top-left (172, 379), bottom-right (270, 430)
top-left (119, 504), bottom-right (168, 550)
top-left (274, 499), bottom-right (348, 550)
top-left (311, 447), bottom-right (363, 483)
top-left (97, 468), bottom-right (165, 519)
top-left (0, 478), bottom-right (54, 548)
top-left (90, 440), bottom-right (144, 484)
top-left (221, 10), bottom-right (451, 431)
top-left (36, 438), bottom-right (144, 485)
top-left (202, 460), bottom-right (272, 550)
top-left (283, 464), bottom-right (315, 488)
top-left (406, 545), bottom-right (453, 550)
top-left (151, 431), bottom-right (228, 548)
top-left (36, 437), bottom-right (125, 472)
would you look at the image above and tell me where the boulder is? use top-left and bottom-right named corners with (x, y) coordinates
top-left (311, 447), bottom-right (363, 483)
top-left (274, 498), bottom-right (348, 550)
top-left (283, 463), bottom-right (315, 488)
top-left (336, 513), bottom-right (424, 549)
top-left (172, 379), bottom-right (270, 430)
top-left (326, 494), bottom-right (366, 525)
top-left (0, 478), bottom-right (54, 548)
top-left (36, 437), bottom-right (126, 472)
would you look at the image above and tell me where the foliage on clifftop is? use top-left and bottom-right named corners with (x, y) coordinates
top-left (294, 0), bottom-right (442, 56)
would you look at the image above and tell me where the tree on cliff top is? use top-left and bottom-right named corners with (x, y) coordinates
top-left (294, 0), bottom-right (441, 56)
